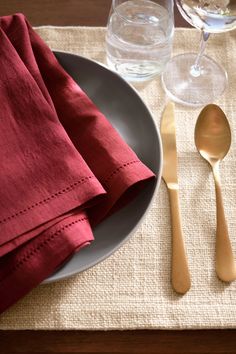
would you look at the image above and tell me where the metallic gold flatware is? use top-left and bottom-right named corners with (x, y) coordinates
top-left (195, 104), bottom-right (236, 283)
top-left (161, 102), bottom-right (191, 294)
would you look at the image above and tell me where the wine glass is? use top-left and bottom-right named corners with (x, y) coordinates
top-left (162, 0), bottom-right (236, 106)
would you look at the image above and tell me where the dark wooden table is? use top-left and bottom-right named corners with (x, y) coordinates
top-left (0, 1), bottom-right (235, 353)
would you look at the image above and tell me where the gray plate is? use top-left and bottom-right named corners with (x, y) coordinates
top-left (45, 51), bottom-right (162, 283)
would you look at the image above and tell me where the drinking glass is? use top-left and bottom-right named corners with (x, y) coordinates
top-left (105, 0), bottom-right (174, 82)
top-left (162, 0), bottom-right (236, 106)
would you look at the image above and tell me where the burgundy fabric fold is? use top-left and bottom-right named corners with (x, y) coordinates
top-left (0, 13), bottom-right (156, 314)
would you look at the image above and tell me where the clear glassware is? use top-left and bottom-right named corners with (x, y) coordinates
top-left (105, 0), bottom-right (174, 82)
top-left (162, 0), bottom-right (236, 106)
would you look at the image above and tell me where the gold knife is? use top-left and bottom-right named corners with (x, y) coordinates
top-left (160, 102), bottom-right (191, 294)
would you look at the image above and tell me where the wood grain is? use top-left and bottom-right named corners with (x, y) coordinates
top-left (0, 0), bottom-right (190, 27)
top-left (1, 330), bottom-right (236, 353)
top-left (0, 1), bottom-right (233, 353)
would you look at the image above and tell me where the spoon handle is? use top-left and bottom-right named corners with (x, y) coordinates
top-left (168, 187), bottom-right (191, 294)
top-left (213, 163), bottom-right (236, 282)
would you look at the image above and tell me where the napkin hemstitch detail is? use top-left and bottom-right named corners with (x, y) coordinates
top-left (0, 216), bottom-right (89, 284)
top-left (103, 160), bottom-right (140, 186)
top-left (0, 176), bottom-right (95, 225)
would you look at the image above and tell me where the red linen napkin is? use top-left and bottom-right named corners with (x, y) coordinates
top-left (0, 14), bottom-right (156, 314)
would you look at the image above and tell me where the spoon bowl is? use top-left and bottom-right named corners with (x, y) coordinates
top-left (195, 104), bottom-right (236, 283)
top-left (195, 104), bottom-right (231, 165)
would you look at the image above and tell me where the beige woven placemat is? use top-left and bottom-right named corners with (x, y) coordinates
top-left (0, 27), bottom-right (236, 330)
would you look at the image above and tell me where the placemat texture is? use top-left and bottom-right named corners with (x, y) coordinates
top-left (0, 27), bottom-right (236, 330)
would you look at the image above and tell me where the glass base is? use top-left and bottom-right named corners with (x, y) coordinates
top-left (106, 56), bottom-right (161, 83)
top-left (161, 53), bottom-right (228, 107)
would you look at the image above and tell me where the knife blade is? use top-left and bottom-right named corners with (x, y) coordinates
top-left (161, 102), bottom-right (178, 187)
top-left (160, 102), bottom-right (191, 294)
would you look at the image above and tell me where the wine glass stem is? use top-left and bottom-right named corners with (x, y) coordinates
top-left (190, 31), bottom-right (210, 77)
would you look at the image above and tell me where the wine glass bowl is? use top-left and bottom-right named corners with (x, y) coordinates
top-left (162, 0), bottom-right (236, 106)
top-left (176, 0), bottom-right (236, 33)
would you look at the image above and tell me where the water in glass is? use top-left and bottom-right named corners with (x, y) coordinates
top-left (106, 0), bottom-right (174, 82)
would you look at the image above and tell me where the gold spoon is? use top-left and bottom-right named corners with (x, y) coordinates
top-left (195, 104), bottom-right (236, 282)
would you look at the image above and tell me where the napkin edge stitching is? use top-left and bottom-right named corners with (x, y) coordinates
top-left (104, 160), bottom-right (140, 186)
top-left (0, 176), bottom-right (94, 225)
top-left (0, 216), bottom-right (89, 284)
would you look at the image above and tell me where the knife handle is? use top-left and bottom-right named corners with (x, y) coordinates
top-left (168, 187), bottom-right (191, 294)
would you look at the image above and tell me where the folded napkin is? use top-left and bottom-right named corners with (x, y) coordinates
top-left (0, 14), bottom-right (155, 313)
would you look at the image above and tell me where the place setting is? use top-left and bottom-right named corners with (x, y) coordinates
top-left (0, 0), bottom-right (236, 330)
